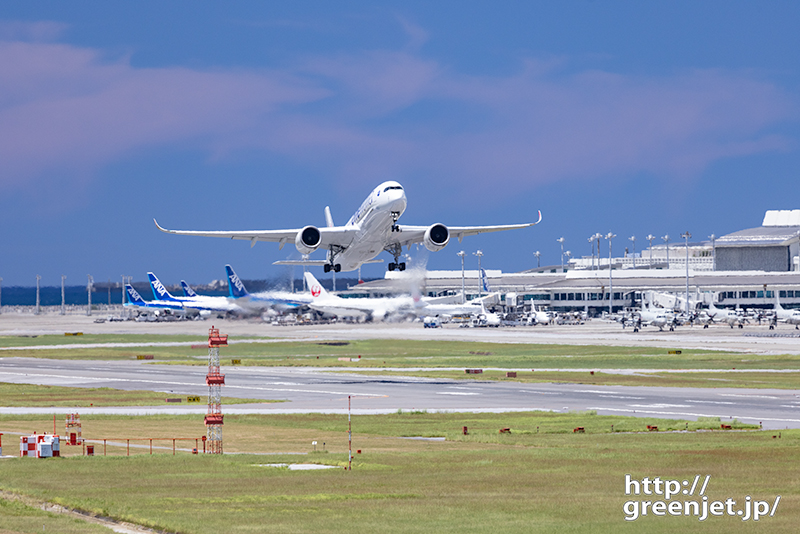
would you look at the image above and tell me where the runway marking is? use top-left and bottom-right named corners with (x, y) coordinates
top-left (686, 400), bottom-right (735, 405)
top-left (597, 395), bottom-right (645, 400)
top-left (628, 404), bottom-right (691, 408)
top-left (437, 392), bottom-right (479, 396)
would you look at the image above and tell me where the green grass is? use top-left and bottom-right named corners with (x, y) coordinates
top-left (0, 412), bottom-right (794, 534)
top-left (0, 382), bottom-right (277, 407)
top-left (5, 337), bottom-right (798, 371)
top-left (0, 494), bottom-right (113, 534)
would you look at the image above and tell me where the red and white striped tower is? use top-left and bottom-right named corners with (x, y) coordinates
top-left (205, 326), bottom-right (227, 454)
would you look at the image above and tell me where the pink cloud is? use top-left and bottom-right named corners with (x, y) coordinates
top-left (0, 26), bottom-right (795, 203)
top-left (0, 40), bottom-right (328, 192)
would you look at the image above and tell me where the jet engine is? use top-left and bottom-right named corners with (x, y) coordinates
top-left (423, 223), bottom-right (449, 252)
top-left (295, 226), bottom-right (321, 254)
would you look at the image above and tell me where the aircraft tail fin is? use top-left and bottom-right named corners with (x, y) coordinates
top-left (181, 280), bottom-right (198, 298)
top-left (148, 272), bottom-right (178, 301)
top-left (125, 284), bottom-right (146, 305)
top-left (776, 292), bottom-right (784, 310)
top-left (225, 265), bottom-right (249, 298)
top-left (324, 206), bottom-right (335, 228)
top-left (480, 268), bottom-right (491, 293)
top-left (304, 272), bottom-right (329, 299)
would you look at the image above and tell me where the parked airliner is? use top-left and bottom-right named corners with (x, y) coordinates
top-left (147, 272), bottom-right (242, 315)
top-left (155, 181), bottom-right (541, 273)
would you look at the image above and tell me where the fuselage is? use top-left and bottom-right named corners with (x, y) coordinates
top-left (333, 181), bottom-right (407, 271)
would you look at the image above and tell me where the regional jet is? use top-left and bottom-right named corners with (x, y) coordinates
top-left (155, 181), bottom-right (541, 273)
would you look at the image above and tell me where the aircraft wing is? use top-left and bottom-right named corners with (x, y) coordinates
top-left (393, 210), bottom-right (542, 246)
top-left (154, 219), bottom-right (358, 249)
top-left (274, 258), bottom-right (383, 266)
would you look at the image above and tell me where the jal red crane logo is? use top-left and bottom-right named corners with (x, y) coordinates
top-left (311, 284), bottom-right (322, 297)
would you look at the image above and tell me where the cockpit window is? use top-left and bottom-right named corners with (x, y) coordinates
top-left (383, 186), bottom-right (403, 193)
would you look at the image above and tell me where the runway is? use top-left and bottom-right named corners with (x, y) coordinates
top-left (1, 357), bottom-right (798, 429)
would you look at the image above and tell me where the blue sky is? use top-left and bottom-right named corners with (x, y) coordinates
top-left (2, 2), bottom-right (799, 287)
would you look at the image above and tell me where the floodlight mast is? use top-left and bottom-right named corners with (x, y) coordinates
top-left (473, 250), bottom-right (484, 299)
top-left (646, 234), bottom-right (655, 268)
top-left (708, 234), bottom-right (716, 271)
top-left (628, 236), bottom-right (636, 268)
top-left (35, 275), bottom-right (41, 315)
top-left (605, 233), bottom-right (616, 314)
top-left (588, 236), bottom-right (595, 270)
top-left (594, 233), bottom-right (603, 270)
top-left (662, 235), bottom-right (670, 268)
top-left (457, 251), bottom-right (466, 304)
top-left (556, 237), bottom-right (565, 272)
top-left (87, 275), bottom-right (93, 316)
top-left (533, 250), bottom-right (541, 269)
top-left (681, 232), bottom-right (692, 316)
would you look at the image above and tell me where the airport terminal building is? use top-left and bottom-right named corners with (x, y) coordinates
top-left (343, 210), bottom-right (800, 316)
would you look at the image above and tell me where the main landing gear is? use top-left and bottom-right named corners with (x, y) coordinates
top-left (324, 245), bottom-right (342, 273)
top-left (385, 242), bottom-right (405, 271)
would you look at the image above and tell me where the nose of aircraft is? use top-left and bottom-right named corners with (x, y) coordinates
top-left (387, 189), bottom-right (407, 213)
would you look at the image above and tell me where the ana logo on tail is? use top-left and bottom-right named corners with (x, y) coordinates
top-left (147, 273), bottom-right (175, 300)
top-left (126, 285), bottom-right (145, 304)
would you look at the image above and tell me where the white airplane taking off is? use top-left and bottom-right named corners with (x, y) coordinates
top-left (155, 181), bottom-right (541, 273)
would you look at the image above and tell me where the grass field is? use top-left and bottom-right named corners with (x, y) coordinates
top-left (4, 335), bottom-right (797, 370)
top-left (0, 412), bottom-right (795, 534)
top-left (0, 382), bottom-right (275, 407)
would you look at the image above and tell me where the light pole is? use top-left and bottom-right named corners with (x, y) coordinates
top-left (646, 234), bottom-right (655, 268)
top-left (708, 234), bottom-right (716, 271)
top-left (606, 233), bottom-right (616, 314)
top-left (473, 250), bottom-right (484, 299)
top-left (588, 236), bottom-right (595, 270)
top-left (61, 275), bottom-right (66, 315)
top-left (681, 232), bottom-right (692, 315)
top-left (35, 275), bottom-right (41, 315)
top-left (457, 251), bottom-right (466, 303)
top-left (121, 275), bottom-right (128, 306)
top-left (594, 233), bottom-right (603, 269)
top-left (628, 236), bottom-right (636, 268)
top-left (662, 234), bottom-right (670, 268)
top-left (556, 237), bottom-right (565, 272)
top-left (87, 275), bottom-right (93, 316)
top-left (533, 250), bottom-right (541, 269)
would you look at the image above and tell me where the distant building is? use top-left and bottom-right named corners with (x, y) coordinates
top-left (716, 210), bottom-right (800, 272)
